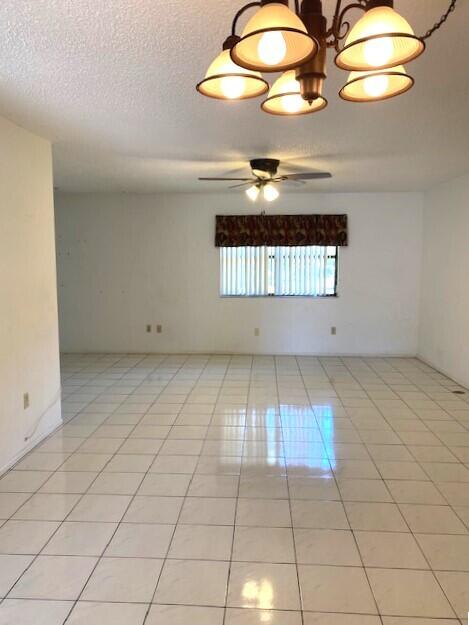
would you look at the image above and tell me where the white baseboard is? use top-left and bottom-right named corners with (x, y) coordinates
top-left (417, 355), bottom-right (469, 390)
top-left (61, 350), bottom-right (419, 358)
top-left (0, 408), bottom-right (63, 476)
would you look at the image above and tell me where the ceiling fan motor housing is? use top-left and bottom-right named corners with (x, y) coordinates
top-left (250, 158), bottom-right (280, 177)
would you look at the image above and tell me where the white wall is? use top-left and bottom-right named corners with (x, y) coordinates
top-left (419, 172), bottom-right (469, 388)
top-left (55, 191), bottom-right (423, 356)
top-left (0, 116), bottom-right (61, 473)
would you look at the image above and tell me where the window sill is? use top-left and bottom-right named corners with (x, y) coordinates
top-left (219, 294), bottom-right (339, 299)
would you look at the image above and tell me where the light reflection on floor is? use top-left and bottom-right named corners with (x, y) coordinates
top-left (1, 353), bottom-right (467, 623)
top-left (243, 405), bottom-right (337, 473)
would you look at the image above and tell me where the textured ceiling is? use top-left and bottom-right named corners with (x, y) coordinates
top-left (0, 0), bottom-right (468, 193)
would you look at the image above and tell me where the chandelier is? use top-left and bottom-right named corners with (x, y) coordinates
top-left (196, 0), bottom-right (457, 113)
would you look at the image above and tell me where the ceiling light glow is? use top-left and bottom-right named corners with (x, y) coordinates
top-left (340, 65), bottom-right (413, 102)
top-left (363, 73), bottom-right (389, 97)
top-left (196, 46), bottom-right (267, 101)
top-left (363, 35), bottom-right (394, 67)
top-left (230, 2), bottom-right (317, 73)
top-left (220, 75), bottom-right (246, 99)
top-left (336, 5), bottom-right (425, 71)
top-left (246, 185), bottom-right (260, 201)
top-left (257, 31), bottom-right (287, 66)
top-left (279, 93), bottom-right (304, 114)
top-left (261, 70), bottom-right (327, 116)
top-left (263, 183), bottom-right (279, 202)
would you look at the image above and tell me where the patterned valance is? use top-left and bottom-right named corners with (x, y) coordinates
top-left (215, 214), bottom-right (348, 247)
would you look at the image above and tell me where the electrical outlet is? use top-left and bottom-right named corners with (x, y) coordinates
top-left (331, 326), bottom-right (337, 335)
top-left (156, 324), bottom-right (162, 334)
top-left (146, 324), bottom-right (152, 333)
top-left (254, 327), bottom-right (260, 337)
top-left (23, 393), bottom-right (30, 410)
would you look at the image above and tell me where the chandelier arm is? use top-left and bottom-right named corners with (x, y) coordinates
top-left (420, 0), bottom-right (457, 40)
top-left (326, 0), bottom-right (341, 46)
top-left (231, 1), bottom-right (262, 36)
top-left (326, 0), bottom-right (367, 50)
top-left (326, 0), bottom-right (344, 38)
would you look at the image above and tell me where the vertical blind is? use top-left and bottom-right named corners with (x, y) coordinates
top-left (220, 246), bottom-right (338, 296)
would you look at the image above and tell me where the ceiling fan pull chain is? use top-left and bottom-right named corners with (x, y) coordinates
top-left (421, 0), bottom-right (457, 40)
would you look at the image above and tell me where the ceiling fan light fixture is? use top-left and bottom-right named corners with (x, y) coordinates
top-left (246, 184), bottom-right (261, 201)
top-left (252, 169), bottom-right (270, 179)
top-left (263, 183), bottom-right (280, 202)
top-left (261, 70), bottom-right (327, 115)
top-left (335, 2), bottom-right (425, 71)
top-left (339, 64), bottom-right (414, 102)
top-left (198, 158), bottom-right (332, 192)
top-left (196, 39), bottom-right (269, 100)
top-left (230, 1), bottom-right (318, 73)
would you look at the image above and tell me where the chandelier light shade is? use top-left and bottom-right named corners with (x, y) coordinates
top-left (335, 3), bottom-right (425, 71)
top-left (230, 1), bottom-right (318, 72)
top-left (339, 64), bottom-right (413, 102)
top-left (261, 70), bottom-right (327, 115)
top-left (197, 0), bottom-right (456, 111)
top-left (196, 44), bottom-right (269, 100)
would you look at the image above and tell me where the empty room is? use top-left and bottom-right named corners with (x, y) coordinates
top-left (1, 0), bottom-right (469, 623)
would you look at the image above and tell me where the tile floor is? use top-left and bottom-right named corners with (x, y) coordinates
top-left (1, 353), bottom-right (469, 624)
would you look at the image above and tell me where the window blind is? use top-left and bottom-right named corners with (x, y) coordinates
top-left (220, 247), bottom-right (269, 296)
top-left (220, 246), bottom-right (337, 297)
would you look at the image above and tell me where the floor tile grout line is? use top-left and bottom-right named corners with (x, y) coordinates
top-left (318, 356), bottom-right (385, 624)
top-left (322, 356), bottom-right (383, 624)
top-left (1, 354), bottom-right (469, 622)
top-left (0, 352), bottom-right (140, 484)
top-left (331, 357), bottom-right (468, 520)
top-left (60, 352), bottom-right (151, 423)
top-left (336, 356), bottom-right (465, 621)
top-left (142, 354), bottom-right (234, 624)
top-left (61, 352), bottom-right (197, 623)
top-left (360, 363), bottom-right (469, 517)
top-left (0, 352), bottom-right (157, 610)
top-left (283, 355), bottom-right (306, 625)
top-left (222, 353), bottom-right (248, 625)
top-left (4, 353), bottom-right (178, 618)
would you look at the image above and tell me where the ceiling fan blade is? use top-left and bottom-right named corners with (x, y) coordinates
top-left (276, 178), bottom-right (306, 186)
top-left (281, 172), bottom-right (332, 180)
top-left (228, 182), bottom-right (254, 189)
top-left (198, 177), bottom-right (253, 181)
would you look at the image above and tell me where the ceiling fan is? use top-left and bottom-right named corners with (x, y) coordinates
top-left (198, 158), bottom-right (331, 201)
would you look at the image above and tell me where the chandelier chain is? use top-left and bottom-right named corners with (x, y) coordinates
top-left (421, 0), bottom-right (457, 40)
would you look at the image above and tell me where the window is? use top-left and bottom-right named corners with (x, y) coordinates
top-left (220, 246), bottom-right (338, 297)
